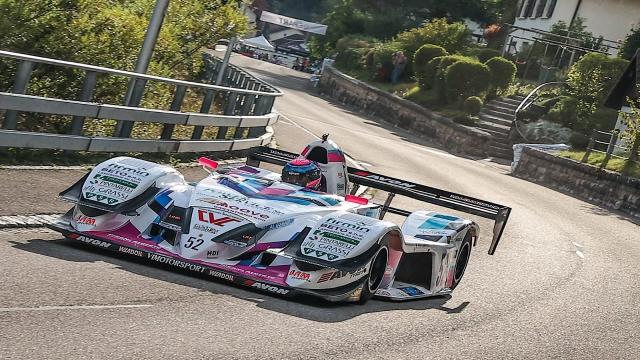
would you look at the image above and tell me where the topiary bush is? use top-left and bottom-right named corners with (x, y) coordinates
top-left (413, 44), bottom-right (448, 88)
top-left (464, 96), bottom-right (483, 116)
top-left (444, 60), bottom-right (491, 103)
top-left (427, 54), bottom-right (470, 98)
top-left (335, 48), bottom-right (368, 71)
top-left (395, 18), bottom-right (472, 56)
top-left (477, 48), bottom-right (502, 63)
top-left (485, 57), bottom-right (517, 94)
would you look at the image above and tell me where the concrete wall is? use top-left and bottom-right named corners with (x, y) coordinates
top-left (513, 147), bottom-right (640, 218)
top-left (319, 66), bottom-right (492, 158)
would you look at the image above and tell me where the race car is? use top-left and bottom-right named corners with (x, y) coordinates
top-left (47, 137), bottom-right (511, 303)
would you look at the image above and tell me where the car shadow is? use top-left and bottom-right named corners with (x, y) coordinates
top-left (11, 236), bottom-right (470, 323)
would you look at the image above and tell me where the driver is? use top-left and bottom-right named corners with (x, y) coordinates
top-left (281, 157), bottom-right (323, 190)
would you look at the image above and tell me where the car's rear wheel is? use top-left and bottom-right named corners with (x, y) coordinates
top-left (451, 232), bottom-right (473, 290)
top-left (357, 245), bottom-right (388, 304)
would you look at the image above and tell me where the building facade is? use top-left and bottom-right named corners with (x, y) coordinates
top-left (511, 0), bottom-right (640, 54)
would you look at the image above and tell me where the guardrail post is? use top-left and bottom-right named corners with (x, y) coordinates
top-left (216, 92), bottom-right (238, 140)
top-left (69, 71), bottom-right (98, 135)
top-left (600, 131), bottom-right (619, 169)
top-left (191, 89), bottom-right (216, 140)
top-left (160, 85), bottom-right (187, 140)
top-left (116, 78), bottom-right (148, 138)
top-left (581, 130), bottom-right (595, 163)
top-left (3, 60), bottom-right (34, 130)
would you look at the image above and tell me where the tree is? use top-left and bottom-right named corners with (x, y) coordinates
top-left (620, 98), bottom-right (640, 168)
top-left (566, 52), bottom-right (628, 123)
top-left (619, 24), bottom-right (640, 60)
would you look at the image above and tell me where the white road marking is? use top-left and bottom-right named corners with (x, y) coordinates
top-left (573, 242), bottom-right (585, 259)
top-left (0, 304), bottom-right (153, 312)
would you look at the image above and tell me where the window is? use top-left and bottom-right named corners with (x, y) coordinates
top-left (535, 0), bottom-right (548, 18)
top-left (522, 0), bottom-right (537, 18)
top-left (546, 0), bottom-right (557, 18)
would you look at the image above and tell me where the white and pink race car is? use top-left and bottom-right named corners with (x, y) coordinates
top-left (48, 137), bottom-right (510, 304)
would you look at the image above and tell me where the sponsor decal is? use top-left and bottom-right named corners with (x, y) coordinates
top-left (224, 239), bottom-right (250, 248)
top-left (317, 267), bottom-right (366, 283)
top-left (313, 230), bottom-right (359, 245)
top-left (197, 209), bottom-right (241, 227)
top-left (96, 187), bottom-right (128, 200)
top-left (398, 287), bottom-right (424, 296)
top-left (159, 221), bottom-right (181, 231)
top-left (76, 215), bottom-right (96, 226)
top-left (118, 246), bottom-right (144, 257)
top-left (91, 174), bottom-right (137, 189)
top-left (303, 247), bottom-right (339, 261)
top-left (104, 163), bottom-right (150, 178)
top-left (167, 213), bottom-right (182, 222)
top-left (76, 236), bottom-right (111, 248)
top-left (449, 194), bottom-right (500, 211)
top-left (353, 171), bottom-right (416, 189)
top-left (147, 253), bottom-right (206, 272)
top-left (377, 290), bottom-right (391, 297)
top-left (246, 280), bottom-right (289, 295)
top-left (209, 269), bottom-right (234, 281)
top-left (336, 184), bottom-right (345, 191)
top-left (206, 250), bottom-right (219, 259)
top-left (85, 192), bottom-right (118, 205)
top-left (318, 217), bottom-right (371, 241)
top-left (264, 218), bottom-right (294, 230)
top-left (198, 191), bottom-right (286, 215)
top-left (198, 198), bottom-right (271, 220)
top-left (288, 269), bottom-right (311, 282)
top-left (193, 223), bottom-right (219, 234)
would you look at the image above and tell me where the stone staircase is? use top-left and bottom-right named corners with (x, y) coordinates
top-left (476, 95), bottom-right (525, 160)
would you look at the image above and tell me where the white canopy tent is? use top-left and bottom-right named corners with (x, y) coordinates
top-left (240, 35), bottom-right (275, 51)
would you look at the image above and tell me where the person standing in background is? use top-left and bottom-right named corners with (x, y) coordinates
top-left (391, 51), bottom-right (407, 85)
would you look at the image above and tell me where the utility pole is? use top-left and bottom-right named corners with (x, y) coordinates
top-left (116, 0), bottom-right (170, 138)
top-left (215, 37), bottom-right (237, 86)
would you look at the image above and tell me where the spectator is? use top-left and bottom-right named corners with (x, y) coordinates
top-left (391, 51), bottom-right (407, 85)
top-left (293, 58), bottom-right (300, 71)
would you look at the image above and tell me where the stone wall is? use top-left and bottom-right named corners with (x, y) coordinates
top-left (514, 147), bottom-right (640, 218)
top-left (319, 66), bottom-right (492, 157)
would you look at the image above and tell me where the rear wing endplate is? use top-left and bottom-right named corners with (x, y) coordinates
top-left (247, 146), bottom-right (511, 255)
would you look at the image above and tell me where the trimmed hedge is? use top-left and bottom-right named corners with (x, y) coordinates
top-left (477, 48), bottom-right (502, 63)
top-left (464, 96), bottom-right (483, 116)
top-left (485, 57), bottom-right (517, 93)
top-left (429, 55), bottom-right (471, 99)
top-left (445, 60), bottom-right (491, 103)
top-left (413, 44), bottom-right (448, 88)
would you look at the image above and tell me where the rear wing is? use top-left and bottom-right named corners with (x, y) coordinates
top-left (246, 146), bottom-right (511, 255)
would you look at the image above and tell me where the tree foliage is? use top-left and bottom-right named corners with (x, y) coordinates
top-left (619, 24), bottom-right (640, 60)
top-left (566, 52), bottom-right (629, 121)
top-left (485, 56), bottom-right (516, 93)
top-left (0, 0), bottom-right (247, 103)
top-left (444, 60), bottom-right (491, 103)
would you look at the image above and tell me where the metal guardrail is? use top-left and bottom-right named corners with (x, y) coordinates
top-left (582, 130), bottom-right (640, 173)
top-left (0, 50), bottom-right (283, 153)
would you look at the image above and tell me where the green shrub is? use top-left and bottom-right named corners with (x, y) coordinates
top-left (485, 57), bottom-right (517, 94)
top-left (547, 96), bottom-right (579, 128)
top-left (464, 96), bottom-right (483, 116)
top-left (444, 60), bottom-right (491, 103)
top-left (335, 34), bottom-right (377, 53)
top-left (427, 54), bottom-right (470, 96)
top-left (367, 41), bottom-right (402, 75)
top-left (335, 48), bottom-right (368, 71)
top-left (567, 52), bottom-right (629, 120)
top-left (413, 44), bottom-right (448, 88)
top-left (395, 18), bottom-right (472, 57)
top-left (619, 24), bottom-right (640, 60)
top-left (477, 48), bottom-right (502, 63)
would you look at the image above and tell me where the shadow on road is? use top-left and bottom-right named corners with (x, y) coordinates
top-left (11, 236), bottom-right (469, 323)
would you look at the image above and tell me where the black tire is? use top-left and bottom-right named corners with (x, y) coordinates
top-left (451, 232), bottom-right (473, 290)
top-left (357, 245), bottom-right (388, 304)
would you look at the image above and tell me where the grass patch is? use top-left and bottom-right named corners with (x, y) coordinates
top-left (559, 150), bottom-right (640, 178)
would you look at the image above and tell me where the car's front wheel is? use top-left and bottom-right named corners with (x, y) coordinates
top-left (451, 232), bottom-right (473, 290)
top-left (357, 245), bottom-right (388, 304)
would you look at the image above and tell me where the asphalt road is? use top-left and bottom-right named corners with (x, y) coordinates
top-left (1, 55), bottom-right (639, 360)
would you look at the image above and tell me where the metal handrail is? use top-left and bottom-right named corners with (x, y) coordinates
top-left (513, 81), bottom-right (568, 142)
top-left (0, 50), bottom-right (283, 96)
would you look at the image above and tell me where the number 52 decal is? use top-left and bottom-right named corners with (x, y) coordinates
top-left (184, 236), bottom-right (204, 250)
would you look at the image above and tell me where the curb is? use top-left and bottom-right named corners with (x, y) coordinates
top-left (0, 158), bottom-right (247, 171)
top-left (0, 214), bottom-right (62, 229)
